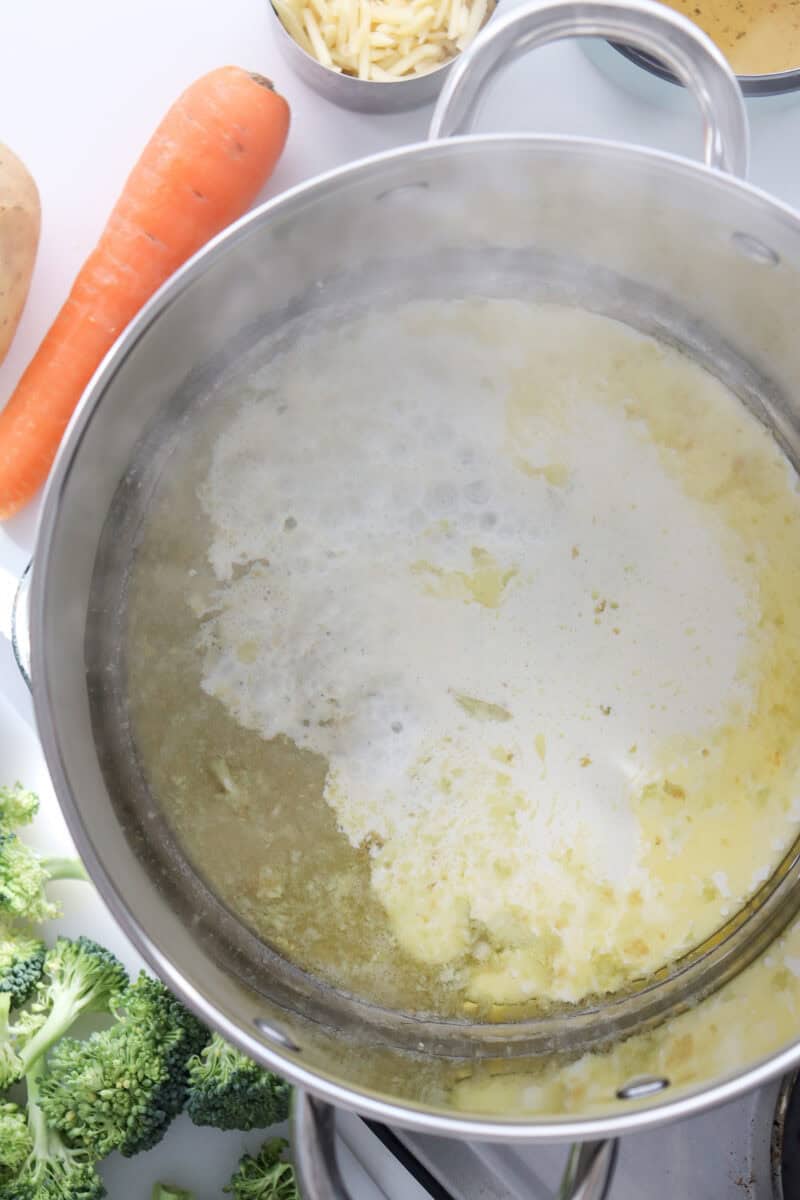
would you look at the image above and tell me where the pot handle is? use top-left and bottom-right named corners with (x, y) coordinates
top-left (428, 0), bottom-right (749, 178)
top-left (11, 560), bottom-right (32, 691)
top-left (292, 1089), bottom-right (618, 1200)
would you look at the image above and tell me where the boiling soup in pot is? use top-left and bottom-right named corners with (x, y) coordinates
top-left (127, 300), bottom-right (800, 1020)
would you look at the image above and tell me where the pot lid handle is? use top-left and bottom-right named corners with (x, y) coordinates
top-left (428, 0), bottom-right (749, 178)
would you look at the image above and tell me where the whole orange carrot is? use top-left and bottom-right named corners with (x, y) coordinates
top-left (0, 66), bottom-right (290, 520)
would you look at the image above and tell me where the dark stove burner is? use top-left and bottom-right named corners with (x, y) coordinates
top-left (774, 1072), bottom-right (800, 1199)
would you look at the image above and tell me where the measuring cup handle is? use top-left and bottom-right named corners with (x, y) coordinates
top-left (428, 0), bottom-right (748, 177)
top-left (292, 1090), bottom-right (618, 1200)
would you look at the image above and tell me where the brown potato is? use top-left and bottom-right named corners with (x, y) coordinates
top-left (0, 142), bottom-right (40, 367)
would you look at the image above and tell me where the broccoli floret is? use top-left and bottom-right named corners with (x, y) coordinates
top-left (39, 971), bottom-right (209, 1159)
top-left (0, 1059), bottom-right (105, 1200)
top-left (153, 1139), bottom-right (299, 1200)
top-left (186, 1032), bottom-right (291, 1131)
top-left (0, 993), bottom-right (23, 1088)
top-left (0, 830), bottom-right (88, 924)
top-left (0, 1101), bottom-right (32, 1181)
top-left (224, 1139), bottom-right (299, 1200)
top-left (0, 783), bottom-right (87, 925)
top-left (0, 783), bottom-right (39, 830)
top-left (16, 937), bottom-right (128, 1077)
top-left (0, 923), bottom-right (46, 1008)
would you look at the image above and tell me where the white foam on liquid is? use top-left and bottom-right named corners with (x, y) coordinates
top-left (195, 300), bottom-right (758, 1001)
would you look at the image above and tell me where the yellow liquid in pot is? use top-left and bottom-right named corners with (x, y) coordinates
top-left (658, 0), bottom-right (800, 75)
top-left (127, 301), bottom-right (800, 1021)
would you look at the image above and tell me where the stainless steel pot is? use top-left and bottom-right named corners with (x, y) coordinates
top-left (25, 0), bottom-right (800, 1195)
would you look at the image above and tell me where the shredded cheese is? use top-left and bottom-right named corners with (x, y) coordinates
top-left (274, 0), bottom-right (491, 78)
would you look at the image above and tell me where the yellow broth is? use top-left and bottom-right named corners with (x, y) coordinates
top-left (658, 0), bottom-right (800, 75)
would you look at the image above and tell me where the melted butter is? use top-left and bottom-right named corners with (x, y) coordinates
top-left (369, 304), bottom-right (800, 1008)
top-left (451, 910), bottom-right (800, 1118)
top-left (411, 546), bottom-right (518, 608)
top-left (658, 0), bottom-right (800, 75)
top-left (570, 331), bottom-right (800, 983)
top-left (515, 458), bottom-right (571, 487)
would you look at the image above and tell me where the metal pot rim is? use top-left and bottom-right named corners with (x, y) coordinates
top-left (30, 131), bottom-right (800, 1141)
top-left (610, 40), bottom-right (800, 95)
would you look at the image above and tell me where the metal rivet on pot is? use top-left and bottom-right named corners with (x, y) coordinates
top-left (616, 1075), bottom-right (670, 1100)
top-left (254, 1018), bottom-right (300, 1052)
top-left (731, 232), bottom-right (780, 266)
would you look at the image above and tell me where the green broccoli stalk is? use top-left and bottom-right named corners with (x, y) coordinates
top-left (0, 1057), bottom-right (106, 1200)
top-left (0, 831), bottom-right (88, 924)
top-left (0, 1101), bottom-right (32, 1182)
top-left (185, 1032), bottom-right (291, 1131)
top-left (16, 937), bottom-right (128, 1076)
top-left (0, 923), bottom-right (46, 1008)
top-left (151, 1187), bottom-right (195, 1200)
top-left (0, 993), bottom-right (23, 1088)
top-left (39, 971), bottom-right (209, 1159)
top-left (0, 784), bottom-right (39, 830)
top-left (224, 1139), bottom-right (299, 1200)
top-left (0, 937), bottom-right (132, 1198)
